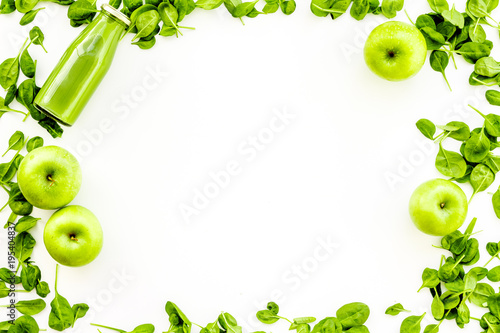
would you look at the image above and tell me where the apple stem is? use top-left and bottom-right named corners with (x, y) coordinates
top-left (440, 202), bottom-right (445, 209)
top-left (47, 175), bottom-right (56, 187)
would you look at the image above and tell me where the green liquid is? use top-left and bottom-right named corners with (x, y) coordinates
top-left (34, 11), bottom-right (126, 126)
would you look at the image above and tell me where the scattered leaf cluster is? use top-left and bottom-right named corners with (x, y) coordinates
top-left (256, 301), bottom-right (370, 333)
top-left (415, 105), bottom-right (500, 214)
top-left (0, 27), bottom-right (63, 138)
top-left (310, 0), bottom-right (403, 20)
top-left (387, 217), bottom-right (500, 333)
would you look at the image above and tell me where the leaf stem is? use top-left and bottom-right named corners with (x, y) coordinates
top-left (90, 323), bottom-right (126, 332)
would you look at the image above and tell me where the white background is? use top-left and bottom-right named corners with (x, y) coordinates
top-left (1, 1), bottom-right (500, 332)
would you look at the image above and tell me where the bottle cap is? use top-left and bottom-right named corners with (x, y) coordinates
top-left (101, 3), bottom-right (131, 27)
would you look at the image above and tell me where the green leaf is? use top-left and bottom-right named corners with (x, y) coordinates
top-left (418, 268), bottom-right (440, 291)
top-left (380, 0), bottom-right (403, 18)
top-left (470, 283), bottom-right (495, 307)
top-left (427, 0), bottom-right (448, 13)
top-left (10, 315), bottom-right (39, 333)
top-left (431, 294), bottom-right (444, 320)
top-left (435, 144), bottom-right (467, 178)
top-left (488, 293), bottom-right (500, 318)
top-left (311, 317), bottom-right (342, 333)
top-left (20, 263), bottom-right (40, 293)
top-left (416, 14), bottom-right (436, 29)
top-left (336, 302), bottom-right (370, 330)
top-left (280, 0), bottom-right (295, 14)
top-left (15, 299), bottom-right (46, 316)
top-left (231, 0), bottom-right (258, 17)
top-left (487, 266), bottom-right (500, 282)
top-left (470, 163), bottom-right (495, 197)
top-left (0, 0), bottom-right (16, 13)
top-left (416, 119), bottom-right (436, 139)
top-left (133, 10), bottom-right (160, 41)
top-left (38, 118), bottom-right (63, 138)
top-left (0, 58), bottom-right (20, 90)
top-left (13, 232), bottom-right (36, 262)
top-left (420, 27), bottom-right (446, 50)
top-left (469, 24), bottom-right (486, 43)
top-left (29, 26), bottom-right (47, 52)
top-left (15, 0), bottom-right (38, 13)
top-left (26, 136), bottom-right (43, 152)
top-left (3, 131), bottom-right (24, 157)
top-left (442, 6), bottom-right (464, 28)
top-left (468, 0), bottom-right (488, 18)
top-left (195, 0), bottom-right (223, 9)
top-left (464, 129), bottom-right (490, 162)
top-left (35, 281), bottom-right (50, 298)
top-left (20, 48), bottom-right (36, 79)
top-left (165, 301), bottom-right (191, 333)
top-left (14, 216), bottom-right (40, 233)
top-left (400, 313), bottom-right (425, 333)
top-left (430, 50), bottom-right (451, 90)
top-left (350, 0), bottom-right (369, 20)
top-left (458, 42), bottom-right (491, 64)
top-left (256, 310), bottom-right (279, 324)
top-left (19, 7), bottom-right (44, 25)
top-left (385, 303), bottom-right (410, 316)
top-left (486, 90), bottom-right (500, 107)
top-left (67, 0), bottom-right (96, 20)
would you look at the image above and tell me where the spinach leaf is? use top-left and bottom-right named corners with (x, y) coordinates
top-left (20, 263), bottom-right (41, 292)
top-left (311, 317), bottom-right (342, 333)
top-left (380, 0), bottom-right (403, 18)
top-left (431, 294), bottom-right (444, 320)
top-left (14, 216), bottom-right (40, 233)
top-left (165, 301), bottom-right (191, 333)
top-left (435, 143), bottom-right (466, 178)
top-left (0, 57), bottom-right (20, 90)
top-left (474, 57), bottom-right (500, 77)
top-left (350, 0), bottom-right (370, 20)
top-left (195, 0), bottom-right (223, 9)
top-left (486, 90), bottom-right (500, 107)
top-left (19, 7), bottom-right (44, 25)
top-left (418, 268), bottom-right (440, 291)
top-left (336, 302), bottom-right (370, 329)
top-left (416, 119), bottom-right (436, 139)
top-left (427, 0), bottom-right (449, 13)
top-left (457, 42), bottom-right (491, 64)
top-left (2, 131), bottom-right (24, 157)
top-left (385, 303), bottom-right (410, 316)
top-left (14, 0), bottom-right (38, 13)
top-left (464, 128), bottom-right (490, 162)
top-left (13, 232), bottom-right (36, 262)
top-left (430, 50), bottom-right (451, 90)
top-left (420, 27), bottom-right (446, 50)
top-left (487, 266), bottom-right (500, 282)
top-left (442, 5), bottom-right (464, 28)
top-left (29, 26), bottom-right (47, 52)
top-left (470, 163), bottom-right (495, 199)
top-left (470, 283), bottom-right (495, 307)
top-left (15, 299), bottom-right (46, 316)
top-left (400, 313), bottom-right (425, 333)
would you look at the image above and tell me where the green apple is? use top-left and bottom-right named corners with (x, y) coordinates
top-left (364, 21), bottom-right (427, 81)
top-left (44, 205), bottom-right (103, 267)
top-left (17, 145), bottom-right (82, 210)
top-left (409, 179), bottom-right (468, 236)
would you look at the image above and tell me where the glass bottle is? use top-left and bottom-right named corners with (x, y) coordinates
top-left (34, 4), bottom-right (130, 126)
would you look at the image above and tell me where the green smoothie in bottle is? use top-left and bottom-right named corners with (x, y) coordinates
top-left (34, 4), bottom-right (130, 126)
